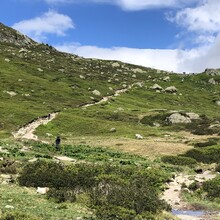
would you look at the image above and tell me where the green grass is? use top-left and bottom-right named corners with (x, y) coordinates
top-left (0, 184), bottom-right (92, 220)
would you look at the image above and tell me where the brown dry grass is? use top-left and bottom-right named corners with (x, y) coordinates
top-left (64, 131), bottom-right (219, 159)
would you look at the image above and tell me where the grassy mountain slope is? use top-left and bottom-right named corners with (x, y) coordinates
top-left (0, 23), bottom-right (219, 143)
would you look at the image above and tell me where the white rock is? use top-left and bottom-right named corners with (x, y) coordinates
top-left (6, 91), bottom-right (17, 97)
top-left (165, 86), bottom-right (177, 93)
top-left (36, 187), bottom-right (49, 194)
top-left (135, 134), bottom-right (143, 139)
top-left (4, 58), bottom-right (10, 62)
top-left (166, 113), bottom-right (191, 124)
top-left (92, 90), bottom-right (101, 96)
top-left (112, 62), bottom-right (120, 67)
top-left (5, 205), bottom-right (14, 209)
top-left (151, 84), bottom-right (163, 90)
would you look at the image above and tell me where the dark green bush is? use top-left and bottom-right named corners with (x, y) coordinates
top-left (0, 159), bottom-right (18, 174)
top-left (95, 205), bottom-right (136, 220)
top-left (202, 177), bottom-right (220, 201)
top-left (215, 164), bottom-right (220, 172)
top-left (161, 155), bottom-right (197, 166)
top-left (183, 146), bottom-right (220, 163)
top-left (194, 140), bottom-right (217, 148)
top-left (47, 188), bottom-right (76, 203)
top-left (18, 160), bottom-right (170, 218)
top-left (188, 181), bottom-right (200, 191)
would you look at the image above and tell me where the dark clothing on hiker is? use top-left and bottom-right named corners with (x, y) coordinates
top-left (55, 136), bottom-right (61, 151)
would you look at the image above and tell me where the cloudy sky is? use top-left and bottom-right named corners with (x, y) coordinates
top-left (1, 0), bottom-right (220, 73)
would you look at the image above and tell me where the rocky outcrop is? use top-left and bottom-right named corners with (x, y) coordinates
top-left (205, 68), bottom-right (220, 76)
top-left (166, 113), bottom-right (191, 124)
top-left (0, 22), bottom-right (36, 46)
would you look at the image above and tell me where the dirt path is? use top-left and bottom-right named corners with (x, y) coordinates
top-left (12, 84), bottom-right (134, 141)
top-left (162, 171), bottom-right (217, 220)
top-left (13, 113), bottom-right (58, 140)
top-left (82, 86), bottom-right (131, 108)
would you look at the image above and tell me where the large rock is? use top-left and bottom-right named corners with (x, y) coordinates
top-left (216, 101), bottom-right (220, 106)
top-left (92, 90), bottom-right (101, 96)
top-left (166, 113), bottom-right (191, 124)
top-left (208, 78), bottom-right (217, 85)
top-left (135, 134), bottom-right (143, 139)
top-left (205, 68), bottom-right (220, 76)
top-left (37, 187), bottom-right (49, 194)
top-left (165, 86), bottom-right (177, 93)
top-left (151, 84), bottom-right (163, 90)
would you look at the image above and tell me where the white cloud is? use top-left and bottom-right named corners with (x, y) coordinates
top-left (168, 0), bottom-right (220, 46)
top-left (55, 35), bottom-right (220, 73)
top-left (178, 34), bottom-right (220, 72)
top-left (12, 10), bottom-right (74, 42)
top-left (56, 43), bottom-right (181, 72)
top-left (45, 0), bottom-right (198, 10)
top-left (170, 0), bottom-right (220, 33)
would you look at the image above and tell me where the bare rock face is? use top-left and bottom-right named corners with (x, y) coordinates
top-left (205, 68), bottom-right (220, 76)
top-left (0, 22), bottom-right (36, 46)
top-left (166, 113), bottom-right (191, 124)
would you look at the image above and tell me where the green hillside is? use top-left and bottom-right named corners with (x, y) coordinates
top-left (0, 23), bottom-right (220, 220)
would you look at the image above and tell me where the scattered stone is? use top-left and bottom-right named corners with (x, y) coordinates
top-left (5, 91), bottom-right (17, 97)
top-left (54, 156), bottom-right (76, 162)
top-left (5, 205), bottom-right (14, 209)
top-left (92, 90), bottom-right (101, 96)
top-left (216, 101), bottom-right (220, 106)
top-left (135, 134), bottom-right (143, 139)
top-left (37, 187), bottom-right (49, 194)
top-left (79, 75), bottom-right (85, 79)
top-left (4, 58), bottom-right (10, 62)
top-left (37, 68), bottom-right (43, 72)
top-left (165, 86), bottom-right (177, 93)
top-left (151, 84), bottom-right (163, 90)
top-left (209, 78), bottom-right (217, 85)
top-left (132, 74), bottom-right (136, 78)
top-left (112, 62), bottom-right (120, 68)
top-left (110, 128), bottom-right (116, 132)
top-left (28, 158), bottom-right (38, 163)
top-left (132, 68), bottom-right (145, 73)
top-left (163, 76), bottom-right (170, 82)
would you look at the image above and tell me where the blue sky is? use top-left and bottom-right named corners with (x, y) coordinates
top-left (1, 0), bottom-right (220, 73)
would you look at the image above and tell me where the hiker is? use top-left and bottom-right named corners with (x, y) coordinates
top-left (55, 136), bottom-right (61, 151)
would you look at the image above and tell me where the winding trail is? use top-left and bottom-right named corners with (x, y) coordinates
top-left (162, 171), bottom-right (218, 220)
top-left (12, 85), bottom-right (133, 141)
top-left (13, 113), bottom-right (58, 140)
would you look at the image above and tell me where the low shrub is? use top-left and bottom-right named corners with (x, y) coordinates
top-left (0, 159), bottom-right (18, 174)
top-left (215, 164), bottom-right (220, 172)
top-left (183, 145), bottom-right (220, 163)
top-left (161, 155), bottom-right (197, 166)
top-left (202, 176), bottom-right (220, 201)
top-left (194, 139), bottom-right (217, 148)
top-left (47, 188), bottom-right (76, 203)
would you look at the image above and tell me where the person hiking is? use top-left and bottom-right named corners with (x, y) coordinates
top-left (55, 136), bottom-right (61, 151)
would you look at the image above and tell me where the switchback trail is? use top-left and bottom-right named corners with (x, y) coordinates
top-left (12, 84), bottom-right (134, 141)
